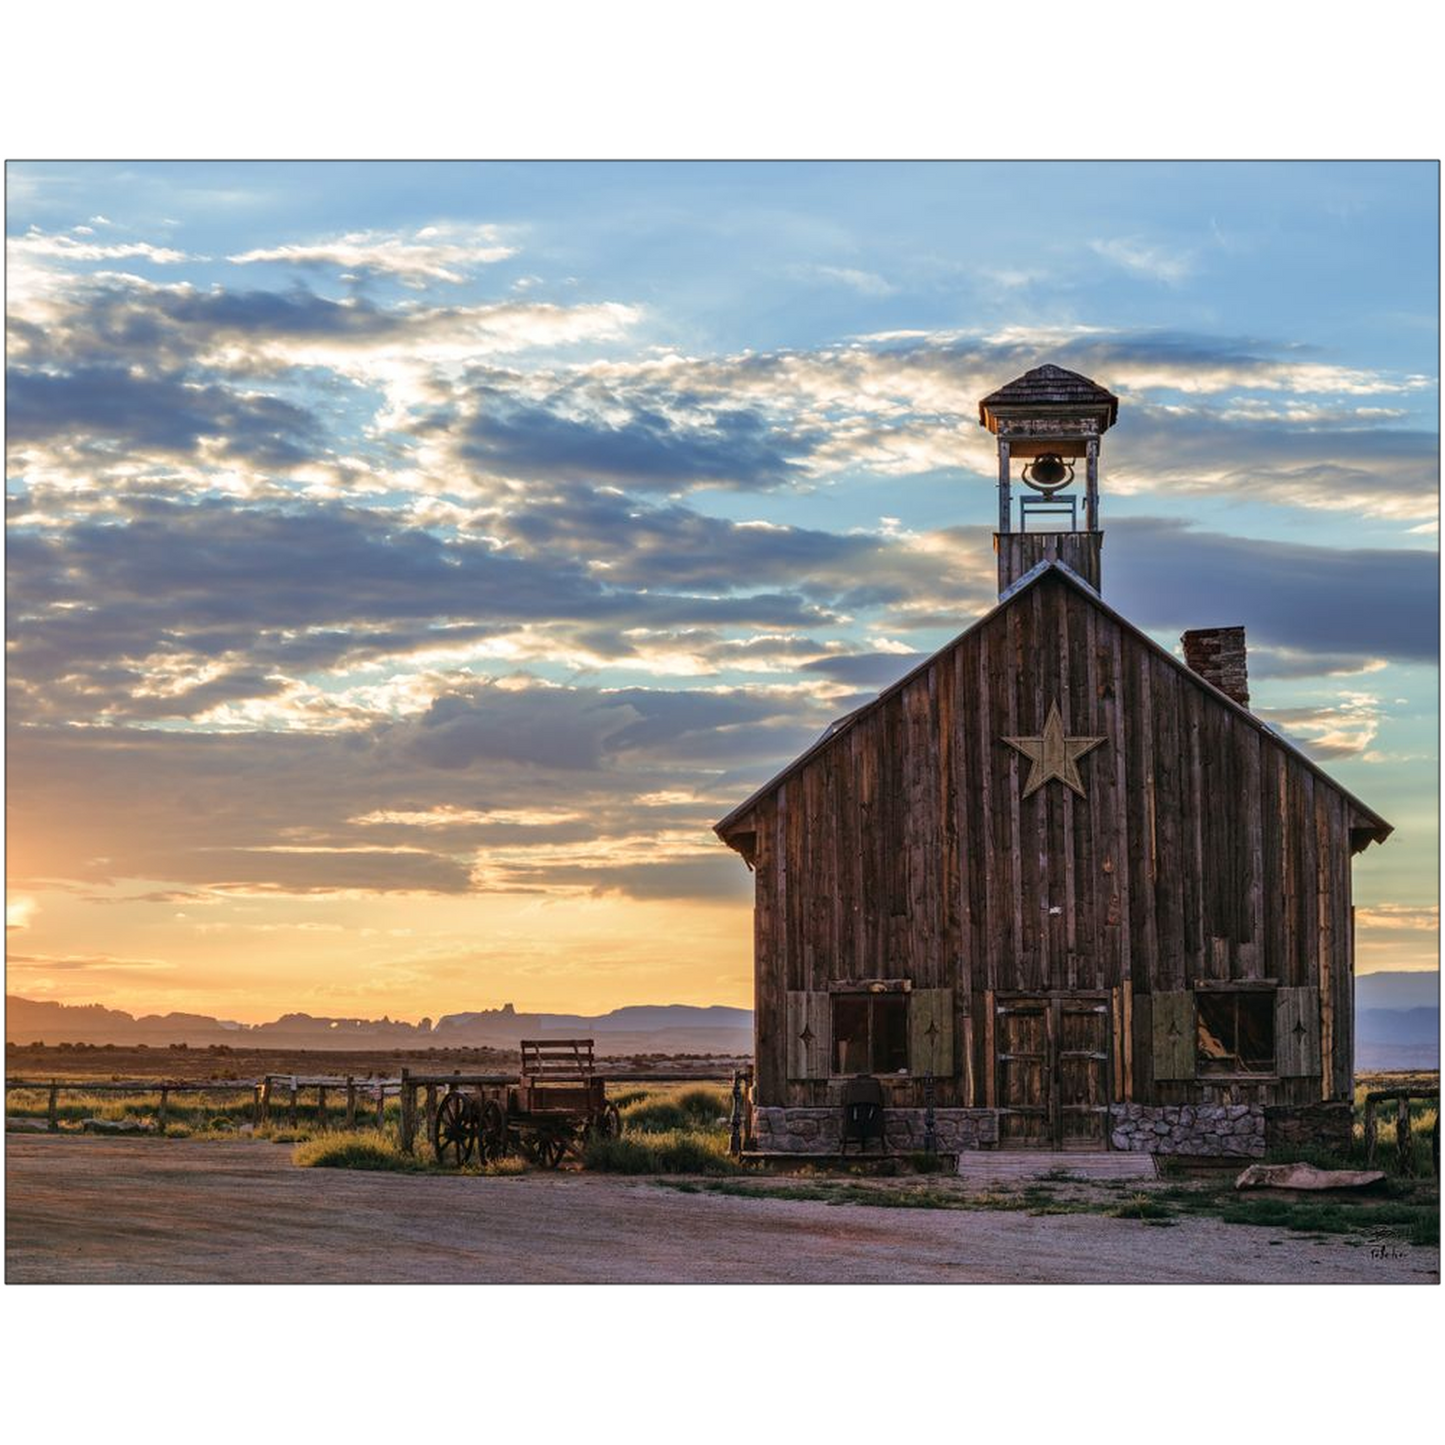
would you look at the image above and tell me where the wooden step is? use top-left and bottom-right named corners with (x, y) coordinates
top-left (956, 1150), bottom-right (1158, 1183)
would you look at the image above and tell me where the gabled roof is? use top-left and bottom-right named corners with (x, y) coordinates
top-left (978, 364), bottom-right (1120, 431)
top-left (714, 561), bottom-right (1392, 851)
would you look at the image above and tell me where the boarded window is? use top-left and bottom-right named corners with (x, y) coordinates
top-left (831, 992), bottom-right (909, 1075)
top-left (1196, 991), bottom-right (1275, 1076)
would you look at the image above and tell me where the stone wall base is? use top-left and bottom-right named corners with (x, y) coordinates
top-left (1110, 1103), bottom-right (1265, 1156)
top-left (751, 1102), bottom-right (1350, 1158)
top-left (752, 1106), bottom-right (997, 1154)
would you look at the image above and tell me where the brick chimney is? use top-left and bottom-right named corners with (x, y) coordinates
top-left (1181, 626), bottom-right (1249, 708)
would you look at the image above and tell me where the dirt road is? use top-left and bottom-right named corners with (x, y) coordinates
top-left (6, 1137), bottom-right (1437, 1284)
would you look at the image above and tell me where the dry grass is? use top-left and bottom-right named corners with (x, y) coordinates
top-left (582, 1127), bottom-right (739, 1175)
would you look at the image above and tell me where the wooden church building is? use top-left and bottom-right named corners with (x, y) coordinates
top-left (715, 365), bottom-right (1391, 1158)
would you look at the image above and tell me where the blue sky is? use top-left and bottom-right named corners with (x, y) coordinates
top-left (5, 159), bottom-right (1438, 1018)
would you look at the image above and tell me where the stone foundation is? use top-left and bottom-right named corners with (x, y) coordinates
top-left (1264, 1101), bottom-right (1352, 1155)
top-left (752, 1106), bottom-right (997, 1154)
top-left (1109, 1103), bottom-right (1266, 1157)
top-left (751, 1102), bottom-right (1347, 1158)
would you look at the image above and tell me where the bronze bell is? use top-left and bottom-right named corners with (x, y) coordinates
top-left (1023, 453), bottom-right (1073, 492)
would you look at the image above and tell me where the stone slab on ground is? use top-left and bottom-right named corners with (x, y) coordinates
top-left (1234, 1162), bottom-right (1387, 1192)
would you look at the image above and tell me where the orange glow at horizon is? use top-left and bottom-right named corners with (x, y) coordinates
top-left (5, 881), bottom-right (755, 1024)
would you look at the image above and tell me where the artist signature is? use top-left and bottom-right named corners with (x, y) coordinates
top-left (1368, 1244), bottom-right (1405, 1261)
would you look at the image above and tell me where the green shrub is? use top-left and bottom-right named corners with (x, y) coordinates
top-left (616, 1083), bottom-right (732, 1136)
top-left (292, 1131), bottom-right (420, 1171)
top-left (479, 1156), bottom-right (527, 1177)
top-left (908, 1151), bottom-right (952, 1175)
top-left (582, 1127), bottom-right (738, 1175)
top-left (621, 1101), bottom-right (689, 1133)
top-left (607, 1089), bottom-right (651, 1110)
top-left (675, 1086), bottom-right (729, 1123)
top-left (1108, 1193), bottom-right (1174, 1221)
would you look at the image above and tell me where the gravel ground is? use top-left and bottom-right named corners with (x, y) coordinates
top-left (6, 1136), bottom-right (1438, 1284)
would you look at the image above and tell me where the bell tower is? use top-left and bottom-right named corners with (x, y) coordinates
top-left (978, 364), bottom-right (1120, 597)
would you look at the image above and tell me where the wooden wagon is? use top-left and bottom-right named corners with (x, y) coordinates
top-left (432, 1038), bottom-right (622, 1168)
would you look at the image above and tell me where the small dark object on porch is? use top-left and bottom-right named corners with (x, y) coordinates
top-left (840, 1075), bottom-right (886, 1156)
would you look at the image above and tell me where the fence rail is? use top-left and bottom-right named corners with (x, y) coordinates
top-left (5, 1066), bottom-right (752, 1149)
top-left (1362, 1087), bottom-right (1440, 1175)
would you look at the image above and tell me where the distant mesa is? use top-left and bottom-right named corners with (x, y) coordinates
top-left (4, 995), bottom-right (755, 1057)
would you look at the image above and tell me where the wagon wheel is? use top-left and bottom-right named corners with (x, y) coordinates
top-left (476, 1099), bottom-right (508, 1163)
top-left (591, 1102), bottom-right (622, 1141)
top-left (433, 1091), bottom-right (477, 1167)
top-left (528, 1128), bottom-right (567, 1169)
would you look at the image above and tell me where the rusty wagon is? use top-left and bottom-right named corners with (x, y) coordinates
top-left (432, 1038), bottom-right (622, 1168)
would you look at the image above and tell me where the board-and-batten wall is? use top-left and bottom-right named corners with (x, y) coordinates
top-left (729, 572), bottom-right (1361, 1111)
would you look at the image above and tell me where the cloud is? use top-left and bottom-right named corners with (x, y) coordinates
top-left (1246, 646), bottom-right (1387, 681)
top-left (353, 805), bottom-right (586, 829)
top-left (1106, 406), bottom-right (1438, 521)
top-left (1255, 693), bottom-right (1383, 760)
top-left (8, 270), bottom-right (639, 386)
top-left (4, 488), bottom-right (867, 728)
top-left (6, 952), bottom-right (177, 972)
top-left (1354, 904), bottom-right (1438, 932)
top-left (795, 263), bottom-right (897, 296)
top-left (802, 650), bottom-right (927, 688)
top-left (403, 685), bottom-right (643, 771)
top-left (7, 366), bottom-right (324, 469)
top-left (7, 896), bottom-right (38, 930)
top-left (488, 856), bottom-right (754, 902)
top-left (1106, 518), bottom-right (1438, 664)
top-left (229, 223), bottom-right (516, 286)
top-left (453, 384), bottom-right (809, 492)
top-left (1089, 237), bottom-right (1194, 284)
top-left (1355, 904), bottom-right (1441, 973)
top-left (8, 225), bottom-right (191, 266)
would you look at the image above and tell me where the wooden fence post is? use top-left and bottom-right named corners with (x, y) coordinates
top-left (47, 1081), bottom-right (59, 1132)
top-left (317, 1085), bottom-right (327, 1132)
top-left (1397, 1096), bottom-right (1413, 1176)
top-left (345, 1077), bottom-right (357, 1131)
top-left (424, 1083), bottom-right (438, 1152)
top-left (252, 1084), bottom-right (262, 1127)
top-left (401, 1069), bottom-right (417, 1154)
top-left (1364, 1095), bottom-right (1377, 1166)
top-left (158, 1086), bottom-right (169, 1133)
top-left (375, 1082), bottom-right (386, 1129)
top-left (260, 1076), bottom-right (273, 1128)
top-left (728, 1070), bottom-right (743, 1157)
top-left (288, 1078), bottom-right (299, 1130)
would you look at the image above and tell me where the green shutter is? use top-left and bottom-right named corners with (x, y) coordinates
top-left (1152, 990), bottom-right (1196, 1080)
top-left (785, 991), bottom-right (830, 1079)
top-left (909, 988), bottom-right (954, 1077)
top-left (1275, 986), bottom-right (1322, 1077)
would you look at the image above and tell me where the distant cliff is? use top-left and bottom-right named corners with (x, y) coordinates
top-left (1355, 972), bottom-right (1439, 1071)
top-left (4, 995), bottom-right (753, 1056)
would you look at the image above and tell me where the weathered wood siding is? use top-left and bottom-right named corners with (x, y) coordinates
top-left (734, 572), bottom-right (1361, 1110)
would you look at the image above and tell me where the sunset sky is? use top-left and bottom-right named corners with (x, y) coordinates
top-left (5, 159), bottom-right (1438, 1023)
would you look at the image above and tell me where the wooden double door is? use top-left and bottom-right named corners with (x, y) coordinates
top-left (995, 993), bottom-right (1112, 1149)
